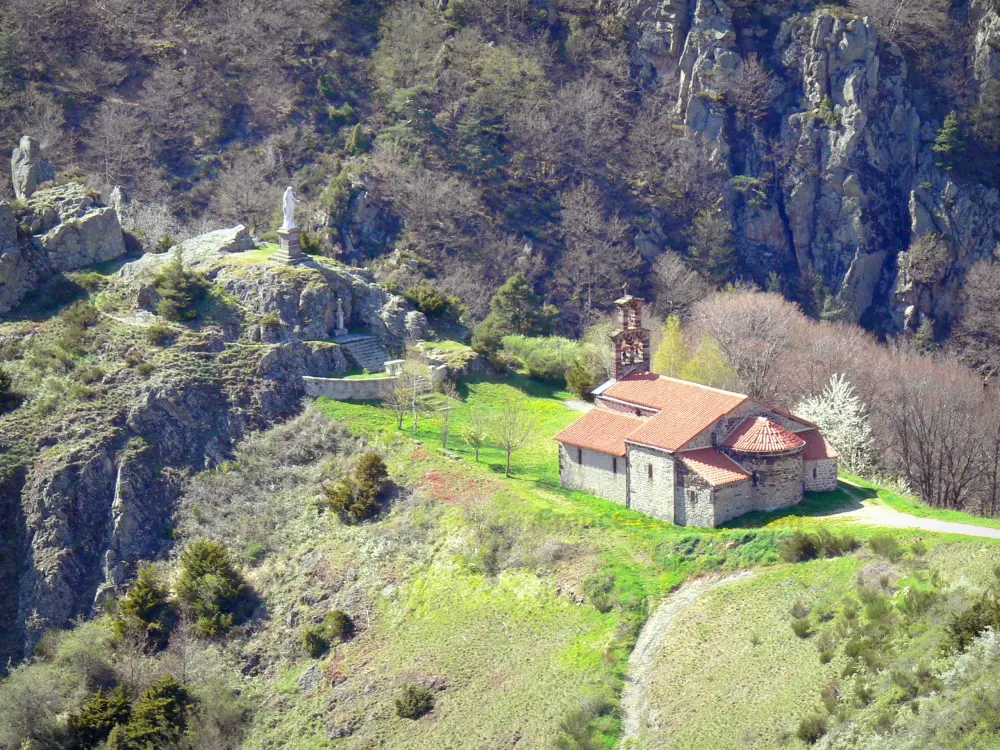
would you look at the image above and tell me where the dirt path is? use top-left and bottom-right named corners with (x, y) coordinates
top-left (834, 484), bottom-right (1000, 540)
top-left (619, 570), bottom-right (757, 748)
top-left (563, 399), bottom-right (594, 413)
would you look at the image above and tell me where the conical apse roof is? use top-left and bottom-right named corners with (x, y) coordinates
top-left (722, 416), bottom-right (805, 454)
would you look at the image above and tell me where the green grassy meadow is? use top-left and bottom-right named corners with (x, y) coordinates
top-left (305, 373), bottom-right (1000, 748)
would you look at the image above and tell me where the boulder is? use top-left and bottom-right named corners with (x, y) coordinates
top-left (10, 136), bottom-right (56, 201)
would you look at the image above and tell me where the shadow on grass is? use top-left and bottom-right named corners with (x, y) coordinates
top-left (454, 372), bottom-right (568, 401)
top-left (722, 483), bottom-right (877, 529)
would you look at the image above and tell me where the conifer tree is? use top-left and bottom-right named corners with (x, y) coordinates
top-left (67, 686), bottom-right (131, 749)
top-left (112, 563), bottom-right (175, 650)
top-left (106, 676), bottom-right (194, 750)
top-left (471, 273), bottom-right (555, 353)
top-left (152, 248), bottom-right (209, 322)
top-left (933, 111), bottom-right (964, 171)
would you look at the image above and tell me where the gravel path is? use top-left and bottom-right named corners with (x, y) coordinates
top-left (619, 570), bottom-right (757, 748)
top-left (563, 399), bottom-right (594, 413)
top-left (834, 484), bottom-right (1000, 540)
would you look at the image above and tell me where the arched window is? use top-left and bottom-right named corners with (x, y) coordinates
top-left (634, 341), bottom-right (644, 362)
top-left (620, 343), bottom-right (630, 365)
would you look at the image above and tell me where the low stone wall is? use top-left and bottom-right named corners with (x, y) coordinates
top-left (303, 364), bottom-right (448, 401)
top-left (303, 375), bottom-right (391, 400)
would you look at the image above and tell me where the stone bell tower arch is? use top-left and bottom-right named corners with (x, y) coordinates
top-left (610, 287), bottom-right (652, 380)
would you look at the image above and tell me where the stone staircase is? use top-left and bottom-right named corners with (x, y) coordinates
top-left (335, 334), bottom-right (390, 373)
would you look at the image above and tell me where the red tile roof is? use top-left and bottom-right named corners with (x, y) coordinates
top-left (800, 429), bottom-right (839, 460)
top-left (603, 374), bottom-right (747, 451)
top-left (679, 448), bottom-right (750, 487)
top-left (722, 416), bottom-right (806, 454)
top-left (554, 409), bottom-right (644, 457)
top-left (753, 400), bottom-right (817, 430)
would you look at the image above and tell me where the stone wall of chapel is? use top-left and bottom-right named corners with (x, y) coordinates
top-left (713, 480), bottom-right (755, 525)
top-left (626, 445), bottom-right (676, 522)
top-left (558, 444), bottom-right (628, 505)
top-left (804, 458), bottom-right (838, 492)
top-left (737, 452), bottom-right (805, 511)
top-left (674, 471), bottom-right (717, 527)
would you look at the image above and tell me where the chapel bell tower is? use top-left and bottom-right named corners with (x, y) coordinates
top-left (611, 289), bottom-right (651, 380)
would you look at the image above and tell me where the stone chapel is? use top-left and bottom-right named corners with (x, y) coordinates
top-left (554, 294), bottom-right (839, 527)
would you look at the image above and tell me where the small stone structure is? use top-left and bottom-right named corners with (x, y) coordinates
top-left (555, 295), bottom-right (839, 528)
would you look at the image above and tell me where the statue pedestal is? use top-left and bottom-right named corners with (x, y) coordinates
top-left (273, 227), bottom-right (306, 265)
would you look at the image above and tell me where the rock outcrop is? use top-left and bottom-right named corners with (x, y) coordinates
top-left (0, 182), bottom-right (128, 315)
top-left (118, 229), bottom-right (418, 349)
top-left (10, 136), bottom-right (55, 201)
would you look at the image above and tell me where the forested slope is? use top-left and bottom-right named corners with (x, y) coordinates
top-left (6, 0), bottom-right (1000, 353)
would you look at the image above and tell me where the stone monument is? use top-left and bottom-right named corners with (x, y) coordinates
top-left (333, 297), bottom-right (348, 336)
top-left (272, 186), bottom-right (306, 265)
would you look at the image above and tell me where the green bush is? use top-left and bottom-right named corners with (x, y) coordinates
top-left (175, 539), bottom-right (251, 637)
top-left (322, 452), bottom-right (389, 523)
top-left (112, 563), bottom-right (175, 650)
top-left (395, 683), bottom-right (434, 719)
top-left (152, 249), bottom-right (210, 322)
top-left (790, 600), bottom-right (811, 619)
top-left (868, 534), bottom-right (902, 561)
top-left (791, 618), bottom-right (812, 638)
top-left (403, 284), bottom-right (462, 319)
top-left (301, 625), bottom-right (330, 658)
top-left (582, 571), bottom-right (616, 613)
top-left (471, 273), bottom-right (555, 355)
top-left (946, 596), bottom-right (999, 653)
top-left (501, 335), bottom-right (583, 382)
top-left (0, 365), bottom-right (11, 396)
top-left (67, 686), bottom-right (131, 749)
top-left (301, 609), bottom-right (354, 657)
top-left (778, 531), bottom-right (819, 562)
top-left (797, 713), bottom-right (827, 744)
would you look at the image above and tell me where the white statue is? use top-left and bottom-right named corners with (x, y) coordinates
top-left (281, 186), bottom-right (298, 230)
top-left (336, 298), bottom-right (345, 330)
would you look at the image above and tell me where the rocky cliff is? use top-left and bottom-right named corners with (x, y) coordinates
top-left (1, 180), bottom-right (128, 315)
top-left (629, 0), bottom-right (1000, 333)
top-left (0, 225), bottom-right (424, 666)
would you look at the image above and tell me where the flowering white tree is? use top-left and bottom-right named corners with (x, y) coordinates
top-left (795, 374), bottom-right (875, 475)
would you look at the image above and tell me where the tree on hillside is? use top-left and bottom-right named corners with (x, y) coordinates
top-left (720, 54), bottom-right (778, 123)
top-left (954, 259), bottom-right (1000, 379)
top-left (678, 335), bottom-right (734, 389)
top-left (471, 273), bottom-right (555, 354)
top-left (651, 251), bottom-right (712, 319)
top-left (175, 539), bottom-right (249, 637)
top-left (555, 181), bottom-right (640, 332)
top-left (795, 374), bottom-right (875, 475)
top-left (653, 316), bottom-right (689, 377)
top-left (687, 198), bottom-right (736, 283)
top-left (460, 402), bottom-right (490, 461)
top-left (690, 292), bottom-right (797, 402)
top-left (152, 249), bottom-right (210, 322)
top-left (112, 563), bottom-right (175, 651)
top-left (213, 151), bottom-right (278, 233)
top-left (933, 111), bottom-right (964, 171)
top-left (489, 394), bottom-right (536, 477)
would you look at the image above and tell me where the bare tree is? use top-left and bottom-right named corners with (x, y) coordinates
top-left (459, 402), bottom-right (490, 461)
top-left (489, 393), bottom-right (536, 478)
top-left (953, 258), bottom-right (1000, 379)
top-left (556, 181), bottom-right (640, 332)
top-left (651, 251), bottom-right (712, 319)
top-left (213, 151), bottom-right (278, 233)
top-left (12, 85), bottom-right (65, 153)
top-left (848, 0), bottom-right (950, 50)
top-left (380, 377), bottom-right (408, 430)
top-left (689, 292), bottom-right (800, 402)
top-left (436, 380), bottom-right (460, 449)
top-left (719, 54), bottom-right (779, 123)
top-left (87, 99), bottom-right (146, 188)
